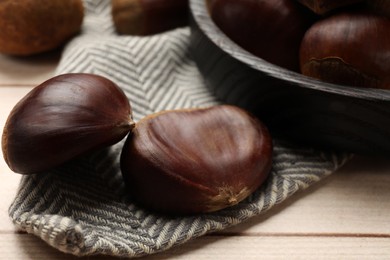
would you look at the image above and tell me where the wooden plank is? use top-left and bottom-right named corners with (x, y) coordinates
top-left (224, 156), bottom-right (390, 236)
top-left (0, 52), bottom-right (59, 86)
top-left (0, 233), bottom-right (389, 259)
top-left (0, 172), bottom-right (21, 232)
top-left (1, 159), bottom-right (389, 257)
top-left (0, 86), bottom-right (33, 125)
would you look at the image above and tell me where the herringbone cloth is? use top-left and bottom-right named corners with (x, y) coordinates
top-left (8, 0), bottom-right (349, 257)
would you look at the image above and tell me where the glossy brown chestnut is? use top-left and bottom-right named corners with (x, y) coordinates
top-left (209, 0), bottom-right (315, 72)
top-left (297, 0), bottom-right (363, 15)
top-left (120, 105), bottom-right (273, 214)
top-left (2, 73), bottom-right (134, 174)
top-left (300, 11), bottom-right (390, 89)
top-left (111, 0), bottom-right (189, 35)
top-left (0, 0), bottom-right (84, 56)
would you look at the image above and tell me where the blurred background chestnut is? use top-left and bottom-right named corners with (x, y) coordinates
top-left (0, 0), bottom-right (84, 56)
top-left (112, 0), bottom-right (189, 35)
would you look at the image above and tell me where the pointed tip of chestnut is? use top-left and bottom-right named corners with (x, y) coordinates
top-left (127, 120), bottom-right (137, 129)
top-left (120, 105), bottom-right (273, 215)
top-left (207, 186), bottom-right (251, 212)
top-left (2, 73), bottom-right (133, 174)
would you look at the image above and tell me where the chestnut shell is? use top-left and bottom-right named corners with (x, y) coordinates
top-left (209, 0), bottom-right (315, 72)
top-left (120, 105), bottom-right (273, 214)
top-left (0, 0), bottom-right (84, 55)
top-left (2, 73), bottom-right (134, 174)
top-left (300, 11), bottom-right (390, 89)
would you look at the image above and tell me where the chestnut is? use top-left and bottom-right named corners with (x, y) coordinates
top-left (2, 73), bottom-right (134, 174)
top-left (120, 105), bottom-right (273, 214)
top-left (209, 0), bottom-right (316, 71)
top-left (297, 0), bottom-right (363, 15)
top-left (0, 0), bottom-right (84, 56)
top-left (111, 0), bottom-right (189, 35)
top-left (300, 11), bottom-right (390, 89)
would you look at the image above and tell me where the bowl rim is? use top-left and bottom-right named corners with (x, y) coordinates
top-left (189, 0), bottom-right (390, 101)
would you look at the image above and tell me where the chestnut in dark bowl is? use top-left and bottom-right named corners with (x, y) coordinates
top-left (189, 0), bottom-right (390, 155)
top-left (209, 0), bottom-right (315, 72)
top-left (300, 11), bottom-right (390, 89)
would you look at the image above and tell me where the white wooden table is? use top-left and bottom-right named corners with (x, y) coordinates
top-left (1, 52), bottom-right (390, 259)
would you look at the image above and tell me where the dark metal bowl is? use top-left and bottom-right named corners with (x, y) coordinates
top-left (189, 0), bottom-right (390, 155)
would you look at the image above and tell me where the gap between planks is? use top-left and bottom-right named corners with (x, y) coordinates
top-left (210, 232), bottom-right (390, 238)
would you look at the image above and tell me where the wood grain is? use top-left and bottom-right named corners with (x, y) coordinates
top-left (0, 52), bottom-right (59, 86)
top-left (224, 156), bottom-right (390, 236)
top-left (0, 233), bottom-right (389, 259)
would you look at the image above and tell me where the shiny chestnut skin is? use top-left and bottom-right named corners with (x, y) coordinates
top-left (2, 73), bottom-right (134, 174)
top-left (120, 105), bottom-right (273, 215)
top-left (112, 0), bottom-right (189, 35)
top-left (300, 11), bottom-right (390, 89)
top-left (209, 0), bottom-right (316, 72)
